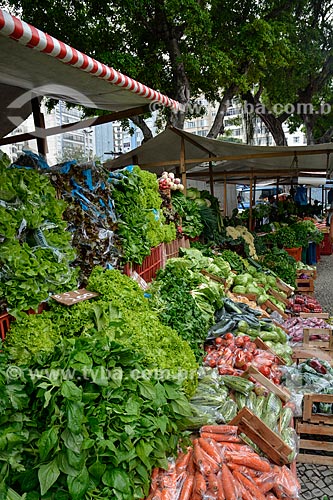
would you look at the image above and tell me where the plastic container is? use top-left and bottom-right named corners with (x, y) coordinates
top-left (301, 247), bottom-right (307, 264)
top-left (306, 242), bottom-right (317, 265)
top-left (316, 243), bottom-right (321, 262)
top-left (320, 233), bottom-right (333, 255)
top-left (284, 247), bottom-right (302, 261)
top-left (0, 312), bottom-right (11, 341)
top-left (123, 244), bottom-right (163, 283)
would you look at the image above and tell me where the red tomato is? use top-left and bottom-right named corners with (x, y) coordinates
top-left (259, 366), bottom-right (271, 377)
top-left (242, 336), bottom-right (251, 343)
top-left (215, 337), bottom-right (223, 345)
top-left (245, 352), bottom-right (253, 362)
top-left (235, 337), bottom-right (245, 347)
top-left (235, 352), bottom-right (246, 368)
top-left (209, 359), bottom-right (217, 368)
top-left (273, 377), bottom-right (281, 385)
top-left (224, 333), bottom-right (234, 340)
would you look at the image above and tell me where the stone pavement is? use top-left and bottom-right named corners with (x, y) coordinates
top-left (297, 254), bottom-right (333, 499)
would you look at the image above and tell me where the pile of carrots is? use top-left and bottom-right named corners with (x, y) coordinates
top-left (145, 425), bottom-right (300, 500)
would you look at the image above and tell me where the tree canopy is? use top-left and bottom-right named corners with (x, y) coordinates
top-left (3, 0), bottom-right (333, 144)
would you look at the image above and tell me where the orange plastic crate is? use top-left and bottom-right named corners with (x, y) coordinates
top-left (0, 312), bottom-right (11, 341)
top-left (123, 244), bottom-right (163, 283)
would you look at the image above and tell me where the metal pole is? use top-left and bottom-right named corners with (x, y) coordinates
top-left (224, 174), bottom-right (227, 216)
top-left (180, 137), bottom-right (187, 193)
top-left (249, 175), bottom-right (253, 230)
top-left (209, 157), bottom-right (215, 196)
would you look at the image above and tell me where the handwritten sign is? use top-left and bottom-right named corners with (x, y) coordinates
top-left (51, 288), bottom-right (99, 306)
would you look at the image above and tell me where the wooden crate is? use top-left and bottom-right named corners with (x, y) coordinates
top-left (292, 346), bottom-right (333, 365)
top-left (200, 270), bottom-right (226, 285)
top-left (296, 394), bottom-right (333, 465)
top-left (241, 365), bottom-right (290, 403)
top-left (261, 299), bottom-right (288, 320)
top-left (296, 278), bottom-right (314, 295)
top-left (268, 287), bottom-right (289, 306)
top-left (303, 327), bottom-right (333, 350)
top-left (230, 407), bottom-right (293, 465)
top-left (300, 312), bottom-right (329, 319)
top-left (296, 269), bottom-right (317, 280)
top-left (254, 337), bottom-right (286, 366)
top-left (276, 278), bottom-right (294, 297)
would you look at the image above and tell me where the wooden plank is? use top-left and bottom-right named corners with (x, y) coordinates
top-left (241, 365), bottom-right (290, 402)
top-left (296, 278), bottom-right (314, 293)
top-left (261, 299), bottom-right (288, 320)
top-left (303, 328), bottom-right (332, 350)
top-left (297, 454), bottom-right (333, 466)
top-left (268, 288), bottom-right (289, 306)
top-left (230, 407), bottom-right (293, 465)
top-left (296, 269), bottom-right (317, 279)
top-left (292, 347), bottom-right (333, 365)
top-left (299, 439), bottom-right (333, 452)
top-left (300, 312), bottom-right (329, 319)
top-left (200, 270), bottom-right (226, 284)
top-left (276, 278), bottom-right (293, 297)
top-left (296, 422), bottom-right (333, 436)
top-left (254, 338), bottom-right (286, 365)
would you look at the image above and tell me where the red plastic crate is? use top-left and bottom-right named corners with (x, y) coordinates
top-left (123, 244), bottom-right (163, 283)
top-left (320, 233), bottom-right (333, 255)
top-left (316, 243), bottom-right (321, 262)
top-left (0, 312), bottom-right (11, 341)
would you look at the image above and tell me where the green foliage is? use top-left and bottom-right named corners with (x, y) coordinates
top-left (150, 254), bottom-right (225, 361)
top-left (275, 226), bottom-right (298, 249)
top-left (0, 337), bottom-right (192, 499)
top-left (0, 164), bottom-right (78, 316)
top-left (171, 191), bottom-right (204, 238)
top-left (112, 167), bottom-right (175, 264)
top-left (291, 221), bottom-right (310, 248)
top-left (5, 268), bottom-right (197, 396)
top-left (262, 248), bottom-right (297, 287)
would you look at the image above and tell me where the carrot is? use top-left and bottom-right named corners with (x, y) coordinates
top-left (193, 471), bottom-right (207, 496)
top-left (216, 471), bottom-right (225, 500)
top-left (227, 464), bottom-right (260, 479)
top-left (202, 425), bottom-right (238, 435)
top-left (199, 447), bottom-right (221, 474)
top-left (226, 453), bottom-right (271, 473)
top-left (176, 449), bottom-right (192, 473)
top-left (178, 475), bottom-right (194, 500)
top-left (193, 440), bottom-right (212, 476)
top-left (218, 443), bottom-right (254, 453)
top-left (207, 473), bottom-right (220, 493)
top-left (266, 494), bottom-right (278, 500)
top-left (201, 432), bottom-right (241, 443)
top-left (198, 437), bottom-right (223, 465)
top-left (191, 494), bottom-right (202, 500)
top-left (233, 476), bottom-right (253, 500)
top-left (254, 472), bottom-right (278, 494)
top-left (233, 470), bottom-right (266, 500)
top-left (149, 467), bottom-right (160, 494)
top-left (221, 463), bottom-right (239, 500)
top-left (187, 453), bottom-right (195, 476)
top-left (146, 489), bottom-right (163, 500)
top-left (205, 488), bottom-right (219, 499)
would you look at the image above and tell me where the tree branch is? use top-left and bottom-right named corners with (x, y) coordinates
top-left (130, 115), bottom-right (153, 142)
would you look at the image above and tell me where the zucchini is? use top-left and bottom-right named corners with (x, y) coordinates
top-left (234, 391), bottom-right (247, 411)
top-left (220, 399), bottom-right (238, 422)
top-left (223, 298), bottom-right (243, 314)
top-left (220, 375), bottom-right (254, 396)
top-left (255, 396), bottom-right (266, 419)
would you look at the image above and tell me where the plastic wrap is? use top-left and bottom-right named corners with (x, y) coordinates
top-left (273, 465), bottom-right (300, 499)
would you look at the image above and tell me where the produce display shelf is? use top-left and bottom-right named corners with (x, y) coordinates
top-left (261, 299), bottom-right (288, 320)
top-left (241, 365), bottom-right (290, 402)
top-left (292, 346), bottom-right (333, 366)
top-left (276, 278), bottom-right (294, 297)
top-left (296, 394), bottom-right (333, 465)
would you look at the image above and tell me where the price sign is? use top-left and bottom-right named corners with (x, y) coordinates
top-left (51, 288), bottom-right (99, 306)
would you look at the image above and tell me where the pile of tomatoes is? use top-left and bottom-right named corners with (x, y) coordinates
top-left (203, 333), bottom-right (282, 386)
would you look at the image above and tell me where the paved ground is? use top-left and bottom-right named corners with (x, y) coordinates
top-left (297, 254), bottom-right (333, 499)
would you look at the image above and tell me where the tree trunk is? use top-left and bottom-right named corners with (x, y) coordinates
top-left (244, 91), bottom-right (288, 146)
top-left (315, 126), bottom-right (333, 143)
top-left (301, 114), bottom-right (315, 145)
top-left (130, 115), bottom-right (153, 142)
top-left (207, 86), bottom-right (237, 138)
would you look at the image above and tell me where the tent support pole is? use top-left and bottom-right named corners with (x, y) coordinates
top-left (253, 176), bottom-right (257, 205)
top-left (224, 174), bottom-right (227, 216)
top-left (322, 185), bottom-right (325, 213)
top-left (180, 137), bottom-right (187, 193)
top-left (276, 177), bottom-right (280, 200)
top-left (31, 97), bottom-right (47, 156)
top-left (249, 175), bottom-right (253, 230)
top-left (209, 155), bottom-right (214, 196)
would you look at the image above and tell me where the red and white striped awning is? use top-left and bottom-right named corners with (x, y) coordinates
top-left (0, 9), bottom-right (182, 138)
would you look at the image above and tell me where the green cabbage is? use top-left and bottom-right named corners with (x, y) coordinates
top-left (233, 285), bottom-right (247, 294)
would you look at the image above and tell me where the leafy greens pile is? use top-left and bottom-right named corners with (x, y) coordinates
top-left (0, 337), bottom-right (192, 500)
top-left (0, 157), bottom-right (78, 316)
top-left (110, 167), bottom-right (176, 264)
top-left (5, 268), bottom-right (197, 397)
top-left (149, 249), bottom-right (227, 360)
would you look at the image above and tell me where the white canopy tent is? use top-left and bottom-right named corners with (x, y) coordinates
top-left (0, 9), bottom-right (181, 153)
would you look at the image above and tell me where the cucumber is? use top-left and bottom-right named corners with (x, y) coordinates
top-left (220, 375), bottom-right (254, 396)
top-left (234, 391), bottom-right (247, 411)
top-left (280, 407), bottom-right (293, 432)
